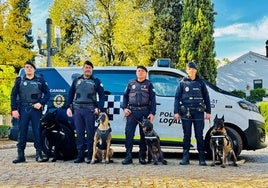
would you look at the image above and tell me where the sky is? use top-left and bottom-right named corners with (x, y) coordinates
top-left (29, 0), bottom-right (268, 61)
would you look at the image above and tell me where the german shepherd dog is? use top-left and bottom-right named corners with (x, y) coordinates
top-left (141, 118), bottom-right (167, 165)
top-left (91, 112), bottom-right (113, 164)
top-left (210, 115), bottom-right (238, 168)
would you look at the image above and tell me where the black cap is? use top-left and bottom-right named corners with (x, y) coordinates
top-left (84, 60), bottom-right (94, 68)
top-left (137, 65), bottom-right (147, 72)
top-left (187, 61), bottom-right (197, 69)
top-left (25, 61), bottom-right (36, 69)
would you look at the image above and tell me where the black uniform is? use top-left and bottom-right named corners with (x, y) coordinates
top-left (122, 78), bottom-right (156, 162)
top-left (66, 75), bottom-right (105, 161)
top-left (11, 75), bottom-right (50, 161)
top-left (174, 75), bottom-right (211, 164)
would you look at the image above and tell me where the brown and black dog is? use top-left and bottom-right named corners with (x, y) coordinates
top-left (210, 115), bottom-right (238, 168)
top-left (91, 112), bottom-right (113, 164)
top-left (141, 118), bottom-right (167, 165)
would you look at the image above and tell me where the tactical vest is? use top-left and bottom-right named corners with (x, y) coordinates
top-left (74, 78), bottom-right (96, 104)
top-left (128, 79), bottom-right (150, 106)
top-left (181, 79), bottom-right (204, 106)
top-left (19, 78), bottom-right (42, 103)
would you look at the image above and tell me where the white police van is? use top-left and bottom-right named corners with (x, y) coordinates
top-left (9, 59), bottom-right (266, 157)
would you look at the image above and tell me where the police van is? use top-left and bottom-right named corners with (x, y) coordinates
top-left (8, 59), bottom-right (267, 157)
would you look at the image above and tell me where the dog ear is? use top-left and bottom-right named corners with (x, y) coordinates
top-left (214, 114), bottom-right (218, 121)
top-left (222, 115), bottom-right (224, 121)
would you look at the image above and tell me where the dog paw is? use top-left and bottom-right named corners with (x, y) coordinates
top-left (221, 164), bottom-right (226, 168)
top-left (233, 163), bottom-right (238, 167)
top-left (162, 160), bottom-right (167, 165)
top-left (51, 158), bottom-right (57, 162)
top-left (153, 162), bottom-right (158, 165)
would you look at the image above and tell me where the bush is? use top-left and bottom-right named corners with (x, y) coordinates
top-left (0, 125), bottom-right (10, 138)
top-left (247, 88), bottom-right (267, 103)
top-left (230, 90), bottom-right (246, 98)
top-left (259, 102), bottom-right (268, 133)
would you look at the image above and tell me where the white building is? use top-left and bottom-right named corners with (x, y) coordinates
top-left (216, 42), bottom-right (268, 93)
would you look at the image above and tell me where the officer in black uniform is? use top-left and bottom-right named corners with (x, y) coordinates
top-left (173, 62), bottom-right (211, 166)
top-left (66, 60), bottom-right (105, 163)
top-left (11, 61), bottom-right (50, 163)
top-left (122, 65), bottom-right (156, 165)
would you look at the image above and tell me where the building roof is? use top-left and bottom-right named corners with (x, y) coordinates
top-left (216, 51), bottom-right (268, 92)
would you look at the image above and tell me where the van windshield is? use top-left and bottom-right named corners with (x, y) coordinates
top-left (94, 70), bottom-right (135, 95)
top-left (149, 71), bottom-right (182, 97)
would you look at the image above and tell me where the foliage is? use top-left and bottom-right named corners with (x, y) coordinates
top-left (230, 88), bottom-right (268, 103)
top-left (0, 65), bottom-right (16, 115)
top-left (177, 0), bottom-right (217, 84)
top-left (113, 0), bottom-right (154, 66)
top-left (230, 90), bottom-right (246, 99)
top-left (49, 0), bottom-right (86, 66)
top-left (247, 88), bottom-right (268, 103)
top-left (258, 102), bottom-right (268, 133)
top-left (0, 0), bottom-right (35, 72)
top-left (0, 125), bottom-right (10, 138)
top-left (149, 0), bottom-right (183, 65)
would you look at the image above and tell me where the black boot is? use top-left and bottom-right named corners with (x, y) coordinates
top-left (198, 151), bottom-right (207, 166)
top-left (86, 151), bottom-right (93, 164)
top-left (13, 149), bottom-right (26, 164)
top-left (36, 150), bottom-right (47, 162)
top-left (179, 150), bottom-right (190, 165)
top-left (122, 151), bottom-right (133, 165)
top-left (138, 150), bottom-right (146, 165)
top-left (74, 150), bottom-right (85, 163)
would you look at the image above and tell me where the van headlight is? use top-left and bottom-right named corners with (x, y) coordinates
top-left (238, 100), bottom-right (260, 113)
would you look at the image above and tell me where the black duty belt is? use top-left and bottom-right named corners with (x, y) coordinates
top-left (21, 102), bottom-right (35, 106)
top-left (129, 106), bottom-right (149, 110)
top-left (73, 103), bottom-right (95, 109)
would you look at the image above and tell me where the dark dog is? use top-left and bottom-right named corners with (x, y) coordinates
top-left (210, 115), bottom-right (238, 168)
top-left (91, 112), bottom-right (113, 164)
top-left (40, 110), bottom-right (61, 162)
top-left (141, 118), bottom-right (167, 165)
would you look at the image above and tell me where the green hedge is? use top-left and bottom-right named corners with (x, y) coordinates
top-left (259, 101), bottom-right (268, 133)
top-left (0, 125), bottom-right (10, 138)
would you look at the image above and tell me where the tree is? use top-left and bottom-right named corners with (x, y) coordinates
top-left (113, 0), bottom-right (154, 66)
top-left (149, 0), bottom-right (183, 65)
top-left (0, 65), bottom-right (16, 115)
top-left (49, 0), bottom-right (86, 66)
top-left (0, 0), bottom-right (35, 72)
top-left (177, 0), bottom-right (217, 83)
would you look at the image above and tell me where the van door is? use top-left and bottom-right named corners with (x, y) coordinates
top-left (148, 70), bottom-right (185, 146)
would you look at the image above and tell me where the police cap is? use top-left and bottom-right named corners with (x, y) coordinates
top-left (25, 61), bottom-right (36, 69)
top-left (187, 61), bottom-right (197, 69)
top-left (84, 60), bottom-right (94, 68)
top-left (137, 65), bottom-right (147, 72)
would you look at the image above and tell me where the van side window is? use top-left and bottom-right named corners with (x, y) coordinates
top-left (149, 71), bottom-right (182, 97)
top-left (94, 70), bottom-right (135, 95)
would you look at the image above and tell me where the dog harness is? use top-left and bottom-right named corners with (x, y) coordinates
top-left (96, 127), bottom-right (112, 150)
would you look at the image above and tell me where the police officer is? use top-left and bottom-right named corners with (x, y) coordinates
top-left (173, 62), bottom-right (211, 166)
top-left (122, 65), bottom-right (156, 165)
top-left (66, 60), bottom-right (105, 163)
top-left (11, 61), bottom-right (50, 163)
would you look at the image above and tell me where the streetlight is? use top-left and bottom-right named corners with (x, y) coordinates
top-left (36, 18), bottom-right (61, 67)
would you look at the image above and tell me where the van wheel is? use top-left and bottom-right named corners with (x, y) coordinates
top-left (225, 127), bottom-right (243, 156)
top-left (205, 127), bottom-right (243, 157)
top-left (41, 123), bottom-right (77, 160)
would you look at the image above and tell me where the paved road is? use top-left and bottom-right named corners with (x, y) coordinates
top-left (0, 139), bottom-right (268, 187)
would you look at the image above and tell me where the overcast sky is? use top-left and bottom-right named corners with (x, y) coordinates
top-left (29, 0), bottom-right (268, 61)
